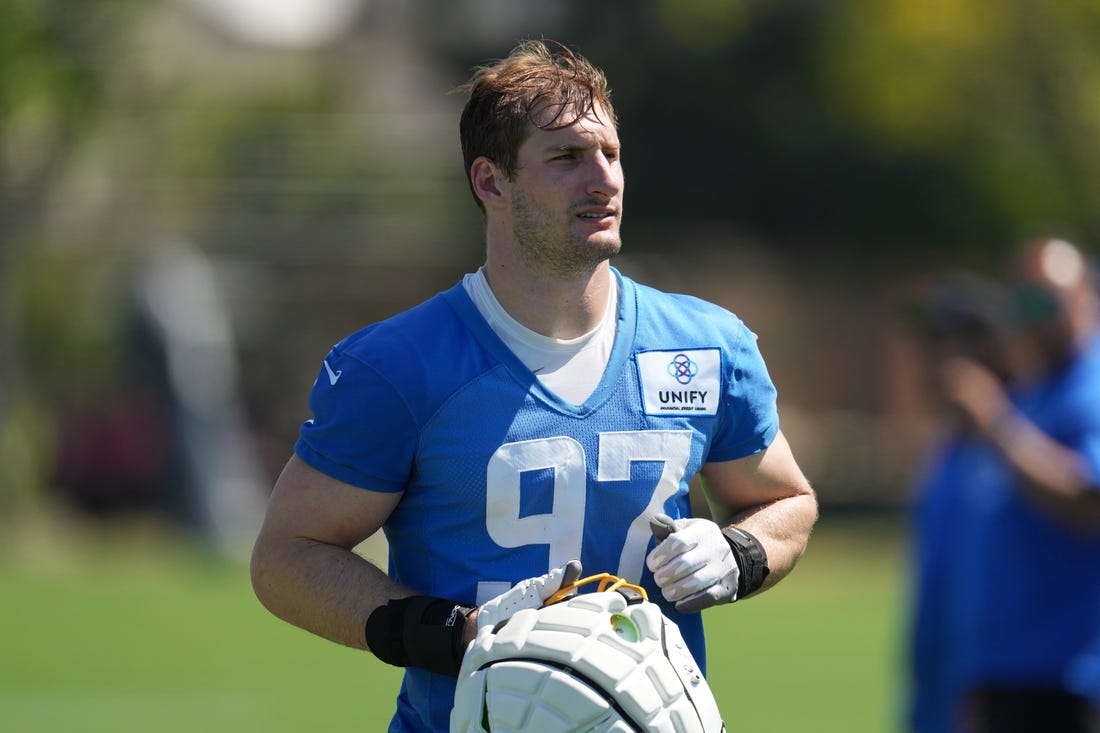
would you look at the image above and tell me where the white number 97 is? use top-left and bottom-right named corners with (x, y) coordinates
top-left (482, 430), bottom-right (692, 601)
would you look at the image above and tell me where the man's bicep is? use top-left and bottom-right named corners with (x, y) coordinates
top-left (259, 454), bottom-right (402, 550)
top-left (700, 430), bottom-right (812, 518)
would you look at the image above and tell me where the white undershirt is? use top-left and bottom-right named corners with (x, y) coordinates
top-left (462, 267), bottom-right (619, 404)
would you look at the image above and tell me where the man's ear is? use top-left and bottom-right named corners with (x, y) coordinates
top-left (470, 157), bottom-right (506, 207)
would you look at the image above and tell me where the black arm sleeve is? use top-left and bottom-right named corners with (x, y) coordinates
top-left (365, 595), bottom-right (475, 677)
top-left (721, 526), bottom-right (770, 599)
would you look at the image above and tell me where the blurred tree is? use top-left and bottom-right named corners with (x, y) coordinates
top-left (653, 0), bottom-right (751, 53)
top-left (0, 0), bottom-right (139, 503)
top-left (7, 0), bottom-right (1100, 512)
top-left (821, 0), bottom-right (1100, 251)
top-left (0, 1), bottom-right (480, 504)
top-left (524, 0), bottom-right (1100, 258)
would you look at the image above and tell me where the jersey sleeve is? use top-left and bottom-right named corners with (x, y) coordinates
top-left (1031, 342), bottom-right (1100, 490)
top-left (294, 344), bottom-right (418, 493)
top-left (1063, 384), bottom-right (1100, 490)
top-left (707, 321), bottom-right (780, 463)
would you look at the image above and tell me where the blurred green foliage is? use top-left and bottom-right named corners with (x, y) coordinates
top-left (819, 0), bottom-right (1100, 248)
top-left (6, 0), bottom-right (1100, 273)
top-left (551, 0), bottom-right (1100, 254)
top-left (4, 0), bottom-right (1100, 504)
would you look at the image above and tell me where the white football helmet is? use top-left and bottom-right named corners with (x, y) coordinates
top-left (450, 574), bottom-right (726, 733)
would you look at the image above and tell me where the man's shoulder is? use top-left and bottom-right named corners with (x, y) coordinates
top-left (1024, 333), bottom-right (1100, 431)
top-left (1065, 334), bottom-right (1100, 412)
top-left (1081, 331), bottom-right (1100, 368)
top-left (623, 273), bottom-right (750, 340)
top-left (337, 287), bottom-right (464, 359)
top-left (625, 273), bottom-right (739, 316)
top-left (324, 284), bottom-right (500, 405)
top-left (1059, 332), bottom-right (1100, 396)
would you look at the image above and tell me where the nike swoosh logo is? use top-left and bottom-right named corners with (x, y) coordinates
top-left (322, 359), bottom-right (342, 386)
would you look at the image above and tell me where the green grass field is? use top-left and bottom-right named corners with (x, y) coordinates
top-left (0, 511), bottom-right (910, 732)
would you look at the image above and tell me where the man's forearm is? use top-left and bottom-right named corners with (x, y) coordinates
top-left (251, 535), bottom-right (409, 651)
top-left (987, 414), bottom-right (1100, 530)
top-left (724, 491), bottom-right (818, 595)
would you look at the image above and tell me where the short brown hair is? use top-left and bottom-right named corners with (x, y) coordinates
top-left (456, 39), bottom-right (616, 210)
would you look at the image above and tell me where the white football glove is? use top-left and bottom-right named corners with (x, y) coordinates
top-left (475, 560), bottom-right (583, 632)
top-left (646, 514), bottom-right (739, 613)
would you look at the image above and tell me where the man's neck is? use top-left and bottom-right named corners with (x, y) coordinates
top-left (481, 259), bottom-right (614, 340)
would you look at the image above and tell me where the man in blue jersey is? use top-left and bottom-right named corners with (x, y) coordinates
top-left (250, 39), bottom-right (818, 732)
top-left (904, 271), bottom-right (1025, 733)
top-left (922, 238), bottom-right (1100, 732)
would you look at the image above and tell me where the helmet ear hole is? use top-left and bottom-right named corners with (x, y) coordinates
top-left (609, 613), bottom-right (639, 642)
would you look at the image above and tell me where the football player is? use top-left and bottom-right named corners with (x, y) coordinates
top-left (251, 39), bottom-right (818, 732)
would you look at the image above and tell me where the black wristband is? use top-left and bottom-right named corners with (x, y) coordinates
top-left (721, 526), bottom-right (770, 599)
top-left (365, 596), bottom-right (474, 677)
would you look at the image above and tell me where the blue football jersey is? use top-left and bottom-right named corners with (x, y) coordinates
top-left (295, 268), bottom-right (780, 732)
top-left (965, 334), bottom-right (1100, 689)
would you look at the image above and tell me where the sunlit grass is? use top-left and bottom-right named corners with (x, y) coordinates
top-left (0, 509), bottom-right (908, 732)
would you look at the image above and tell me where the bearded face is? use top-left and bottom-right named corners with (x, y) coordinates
top-left (504, 103), bottom-right (624, 278)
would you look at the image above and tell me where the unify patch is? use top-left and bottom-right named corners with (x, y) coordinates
top-left (636, 349), bottom-right (721, 416)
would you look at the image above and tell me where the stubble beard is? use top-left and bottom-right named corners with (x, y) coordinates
top-left (511, 189), bottom-right (621, 279)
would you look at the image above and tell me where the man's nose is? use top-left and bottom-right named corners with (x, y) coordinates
top-left (586, 152), bottom-right (622, 198)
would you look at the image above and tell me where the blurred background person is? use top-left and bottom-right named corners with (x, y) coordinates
top-left (904, 269), bottom-right (1027, 733)
top-left (910, 237), bottom-right (1100, 733)
top-left (50, 241), bottom-right (267, 557)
